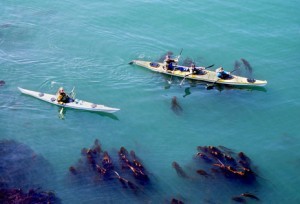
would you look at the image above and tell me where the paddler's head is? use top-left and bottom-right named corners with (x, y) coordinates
top-left (59, 87), bottom-right (65, 93)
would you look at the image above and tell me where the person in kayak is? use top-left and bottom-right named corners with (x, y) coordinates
top-left (164, 54), bottom-right (178, 71)
top-left (189, 63), bottom-right (206, 75)
top-left (216, 67), bottom-right (231, 79)
top-left (57, 87), bottom-right (74, 104)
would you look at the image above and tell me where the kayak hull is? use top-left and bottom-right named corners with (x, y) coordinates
top-left (130, 60), bottom-right (267, 87)
top-left (18, 87), bottom-right (120, 113)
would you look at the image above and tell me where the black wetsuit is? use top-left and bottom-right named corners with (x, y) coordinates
top-left (193, 68), bottom-right (205, 75)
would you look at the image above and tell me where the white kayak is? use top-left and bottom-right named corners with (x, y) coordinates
top-left (130, 60), bottom-right (267, 87)
top-left (18, 87), bottom-right (120, 113)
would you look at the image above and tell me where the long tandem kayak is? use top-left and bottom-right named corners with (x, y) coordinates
top-left (129, 60), bottom-right (267, 87)
top-left (18, 87), bottom-right (120, 113)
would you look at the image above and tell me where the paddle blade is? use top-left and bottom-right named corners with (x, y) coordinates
top-left (230, 69), bottom-right (238, 74)
top-left (179, 48), bottom-right (183, 56)
top-left (179, 79), bottom-right (184, 86)
top-left (206, 84), bottom-right (214, 90)
top-left (205, 64), bottom-right (214, 69)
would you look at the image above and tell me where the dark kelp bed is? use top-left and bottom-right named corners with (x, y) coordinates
top-left (1, 139), bottom-right (266, 203)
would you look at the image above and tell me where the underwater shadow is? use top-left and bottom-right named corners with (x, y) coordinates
top-left (177, 82), bottom-right (267, 98)
top-left (58, 108), bottom-right (120, 121)
top-left (187, 80), bottom-right (267, 93)
top-left (211, 84), bottom-right (267, 93)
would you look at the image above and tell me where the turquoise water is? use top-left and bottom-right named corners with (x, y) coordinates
top-left (1, 0), bottom-right (300, 203)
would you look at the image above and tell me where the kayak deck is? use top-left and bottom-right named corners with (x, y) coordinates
top-left (130, 60), bottom-right (267, 87)
top-left (18, 87), bottom-right (120, 113)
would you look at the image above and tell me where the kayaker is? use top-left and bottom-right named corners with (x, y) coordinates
top-left (57, 87), bottom-right (74, 104)
top-left (190, 63), bottom-right (205, 75)
top-left (164, 54), bottom-right (178, 71)
top-left (216, 67), bottom-right (231, 79)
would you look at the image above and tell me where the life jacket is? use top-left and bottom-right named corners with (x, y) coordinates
top-left (167, 62), bottom-right (174, 70)
top-left (60, 93), bottom-right (70, 103)
top-left (165, 59), bottom-right (176, 70)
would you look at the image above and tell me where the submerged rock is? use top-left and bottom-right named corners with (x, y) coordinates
top-left (0, 188), bottom-right (61, 203)
top-left (0, 139), bottom-right (54, 189)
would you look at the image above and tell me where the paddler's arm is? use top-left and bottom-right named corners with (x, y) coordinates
top-left (57, 94), bottom-right (64, 104)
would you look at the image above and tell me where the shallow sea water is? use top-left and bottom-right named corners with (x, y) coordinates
top-left (1, 0), bottom-right (300, 203)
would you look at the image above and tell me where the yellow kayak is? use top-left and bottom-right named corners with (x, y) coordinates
top-left (129, 60), bottom-right (267, 87)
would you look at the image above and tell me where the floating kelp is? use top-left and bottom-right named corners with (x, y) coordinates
top-left (172, 162), bottom-right (189, 179)
top-left (0, 188), bottom-right (61, 204)
top-left (68, 140), bottom-right (150, 194)
top-left (118, 147), bottom-right (149, 185)
top-left (231, 58), bottom-right (253, 78)
top-left (170, 197), bottom-right (185, 204)
top-left (195, 145), bottom-right (257, 183)
top-left (171, 145), bottom-right (261, 203)
top-left (171, 96), bottom-right (183, 116)
top-left (231, 192), bottom-right (260, 203)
